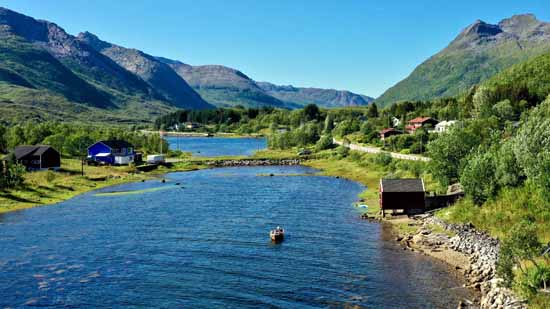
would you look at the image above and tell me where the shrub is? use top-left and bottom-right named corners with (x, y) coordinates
top-left (336, 145), bottom-right (349, 158)
top-left (372, 152), bottom-right (392, 166)
top-left (0, 161), bottom-right (25, 189)
top-left (517, 265), bottom-right (550, 297)
top-left (497, 220), bottom-right (546, 291)
top-left (315, 134), bottom-right (334, 152)
top-left (45, 170), bottom-right (56, 182)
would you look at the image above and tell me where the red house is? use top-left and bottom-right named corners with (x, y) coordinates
top-left (405, 117), bottom-right (439, 133)
top-left (379, 128), bottom-right (402, 141)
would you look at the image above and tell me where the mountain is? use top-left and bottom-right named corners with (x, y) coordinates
top-left (157, 58), bottom-right (293, 109)
top-left (376, 14), bottom-right (550, 107)
top-left (158, 57), bottom-right (372, 109)
top-left (0, 7), bottom-right (156, 104)
top-left (478, 52), bottom-right (550, 104)
top-left (77, 32), bottom-right (211, 109)
top-left (0, 7), bottom-right (212, 124)
top-left (257, 82), bottom-right (374, 108)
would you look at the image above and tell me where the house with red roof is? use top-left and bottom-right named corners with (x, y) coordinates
top-left (405, 117), bottom-right (439, 133)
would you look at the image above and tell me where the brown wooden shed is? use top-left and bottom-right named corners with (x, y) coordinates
top-left (379, 178), bottom-right (425, 217)
top-left (379, 128), bottom-right (403, 141)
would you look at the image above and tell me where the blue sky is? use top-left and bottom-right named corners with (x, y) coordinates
top-left (2, 0), bottom-right (549, 97)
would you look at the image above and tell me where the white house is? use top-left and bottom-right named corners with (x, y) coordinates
top-left (435, 120), bottom-right (457, 133)
top-left (391, 117), bottom-right (401, 127)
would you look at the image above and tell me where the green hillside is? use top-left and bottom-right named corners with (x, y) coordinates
top-left (0, 35), bottom-right (111, 107)
top-left (0, 7), bottom-right (208, 124)
top-left (376, 14), bottom-right (550, 107)
top-left (480, 52), bottom-right (550, 104)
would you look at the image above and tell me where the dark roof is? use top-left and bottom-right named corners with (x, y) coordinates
top-left (98, 140), bottom-right (134, 149)
top-left (380, 128), bottom-right (402, 134)
top-left (12, 145), bottom-right (58, 160)
top-left (381, 178), bottom-right (425, 193)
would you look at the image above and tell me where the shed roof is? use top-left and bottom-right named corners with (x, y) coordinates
top-left (380, 128), bottom-right (401, 134)
top-left (12, 145), bottom-right (58, 159)
top-left (381, 178), bottom-right (425, 192)
top-left (98, 140), bottom-right (134, 149)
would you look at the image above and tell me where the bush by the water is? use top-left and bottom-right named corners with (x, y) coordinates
top-left (315, 134), bottom-right (335, 152)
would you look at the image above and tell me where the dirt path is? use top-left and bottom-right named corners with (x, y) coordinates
top-left (333, 139), bottom-right (431, 162)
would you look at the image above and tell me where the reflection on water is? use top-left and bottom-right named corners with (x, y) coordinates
top-left (167, 136), bottom-right (267, 157)
top-left (0, 166), bottom-right (473, 308)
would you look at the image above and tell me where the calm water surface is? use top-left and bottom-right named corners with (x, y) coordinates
top-left (167, 136), bottom-right (266, 157)
top-left (0, 166), bottom-right (473, 308)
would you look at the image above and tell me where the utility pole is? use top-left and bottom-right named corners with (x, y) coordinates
top-left (79, 141), bottom-right (84, 177)
top-left (159, 130), bottom-right (164, 155)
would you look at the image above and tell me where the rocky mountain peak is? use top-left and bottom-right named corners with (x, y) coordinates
top-left (77, 31), bottom-right (112, 51)
top-left (499, 13), bottom-right (538, 28)
top-left (498, 13), bottom-right (547, 37)
top-left (459, 19), bottom-right (503, 40)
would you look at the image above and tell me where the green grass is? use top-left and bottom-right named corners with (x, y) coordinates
top-left (0, 159), bottom-right (147, 213)
top-left (0, 158), bottom-right (208, 214)
top-left (436, 185), bottom-right (550, 242)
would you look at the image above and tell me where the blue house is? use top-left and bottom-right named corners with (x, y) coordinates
top-left (87, 140), bottom-right (135, 165)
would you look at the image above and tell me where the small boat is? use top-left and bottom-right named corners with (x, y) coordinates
top-left (270, 226), bottom-right (285, 242)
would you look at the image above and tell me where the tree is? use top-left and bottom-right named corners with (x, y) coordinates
top-left (333, 119), bottom-right (360, 137)
top-left (303, 104), bottom-right (321, 122)
top-left (64, 134), bottom-right (95, 157)
top-left (495, 141), bottom-right (524, 188)
top-left (367, 102), bottom-right (379, 118)
top-left (493, 99), bottom-right (515, 121)
top-left (427, 126), bottom-right (481, 187)
top-left (460, 148), bottom-right (498, 205)
top-left (0, 125), bottom-right (7, 153)
top-left (0, 154), bottom-right (25, 189)
top-left (315, 134), bottom-right (334, 152)
top-left (324, 114), bottom-right (334, 133)
top-left (472, 85), bottom-right (496, 118)
top-left (512, 96), bottom-right (550, 199)
top-left (6, 125), bottom-right (25, 149)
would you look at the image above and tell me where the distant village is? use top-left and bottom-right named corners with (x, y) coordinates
top-left (379, 117), bottom-right (456, 141)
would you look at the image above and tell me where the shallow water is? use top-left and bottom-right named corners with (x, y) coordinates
top-left (0, 166), bottom-right (473, 308)
top-left (167, 136), bottom-right (267, 157)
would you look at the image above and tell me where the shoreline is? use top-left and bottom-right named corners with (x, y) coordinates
top-left (142, 130), bottom-right (265, 138)
top-left (383, 214), bottom-right (525, 308)
top-left (0, 162), bottom-right (207, 214)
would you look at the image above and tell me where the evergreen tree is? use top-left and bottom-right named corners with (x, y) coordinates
top-left (367, 102), bottom-right (379, 118)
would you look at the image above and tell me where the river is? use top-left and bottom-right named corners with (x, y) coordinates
top-left (167, 136), bottom-right (267, 157)
top-left (0, 166), bottom-right (473, 308)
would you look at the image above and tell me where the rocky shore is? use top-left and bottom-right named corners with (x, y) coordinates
top-left (205, 159), bottom-right (301, 167)
top-left (393, 214), bottom-right (525, 308)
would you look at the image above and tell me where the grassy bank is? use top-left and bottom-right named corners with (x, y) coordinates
top-left (0, 159), bottom-right (205, 214)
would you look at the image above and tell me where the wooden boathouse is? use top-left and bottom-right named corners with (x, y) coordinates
top-left (379, 178), bottom-right (425, 217)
